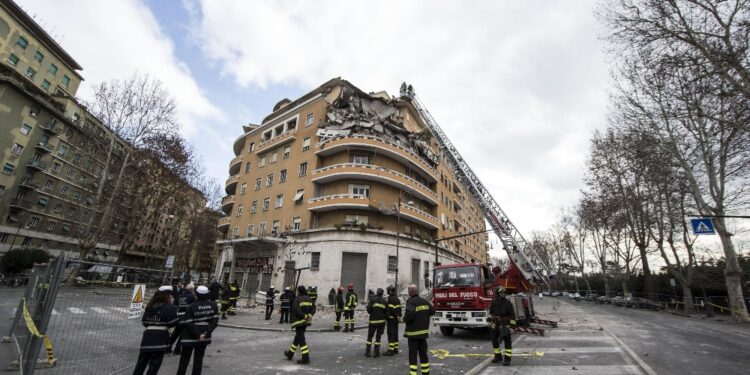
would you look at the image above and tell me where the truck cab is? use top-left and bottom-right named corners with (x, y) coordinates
top-left (431, 263), bottom-right (495, 335)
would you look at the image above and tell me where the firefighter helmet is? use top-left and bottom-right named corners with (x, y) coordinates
top-left (376, 288), bottom-right (384, 296)
top-left (495, 286), bottom-right (507, 296)
top-left (338, 286), bottom-right (344, 292)
top-left (386, 285), bottom-right (396, 295)
top-left (348, 283), bottom-right (354, 290)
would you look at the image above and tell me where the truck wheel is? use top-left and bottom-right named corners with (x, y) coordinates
top-left (440, 326), bottom-right (454, 336)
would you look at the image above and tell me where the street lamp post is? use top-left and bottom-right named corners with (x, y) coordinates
top-left (395, 197), bottom-right (401, 293)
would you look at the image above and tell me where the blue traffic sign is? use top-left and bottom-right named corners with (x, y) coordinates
top-left (691, 218), bottom-right (715, 235)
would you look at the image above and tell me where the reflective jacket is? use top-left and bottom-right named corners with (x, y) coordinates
top-left (229, 284), bottom-right (240, 300)
top-left (139, 302), bottom-right (178, 352)
top-left (265, 288), bottom-right (276, 306)
top-left (387, 295), bottom-right (402, 320)
top-left (366, 295), bottom-right (388, 326)
top-left (280, 291), bottom-right (293, 309)
top-left (334, 292), bottom-right (345, 312)
top-left (489, 296), bottom-right (516, 325)
top-left (403, 295), bottom-right (434, 340)
top-left (291, 294), bottom-right (316, 328)
top-left (180, 300), bottom-right (219, 347)
top-left (344, 291), bottom-right (358, 311)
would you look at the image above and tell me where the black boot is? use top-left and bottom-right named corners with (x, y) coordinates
top-left (491, 354), bottom-right (502, 363)
top-left (373, 345), bottom-right (380, 358)
top-left (221, 313), bottom-right (227, 320)
top-left (297, 354), bottom-right (310, 364)
top-left (365, 345), bottom-right (371, 357)
top-left (284, 350), bottom-right (294, 361)
top-left (503, 358), bottom-right (511, 367)
top-left (383, 348), bottom-right (394, 356)
top-left (173, 346), bottom-right (181, 355)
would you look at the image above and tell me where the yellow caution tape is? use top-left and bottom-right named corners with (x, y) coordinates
top-left (706, 302), bottom-right (745, 315)
top-left (22, 298), bottom-right (56, 366)
top-left (430, 349), bottom-right (544, 360)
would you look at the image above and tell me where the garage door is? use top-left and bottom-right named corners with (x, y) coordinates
top-left (283, 261), bottom-right (296, 289)
top-left (340, 252), bottom-right (367, 301)
top-left (411, 259), bottom-right (421, 291)
top-left (245, 273), bottom-right (258, 298)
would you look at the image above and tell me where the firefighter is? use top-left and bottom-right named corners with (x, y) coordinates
top-left (365, 288), bottom-right (388, 357)
top-left (308, 286), bottom-right (318, 305)
top-left (279, 287), bottom-right (293, 324)
top-left (404, 284), bottom-right (434, 375)
top-left (219, 284), bottom-right (231, 320)
top-left (333, 286), bottom-right (344, 331)
top-left (265, 286), bottom-right (276, 320)
top-left (228, 281), bottom-right (240, 315)
top-left (343, 283), bottom-right (358, 332)
top-left (176, 286), bottom-right (219, 375)
top-left (133, 286), bottom-right (178, 375)
top-left (284, 285), bottom-right (316, 365)
top-left (383, 284), bottom-right (402, 356)
top-left (208, 278), bottom-right (223, 302)
top-left (489, 286), bottom-right (516, 366)
top-left (169, 283), bottom-right (196, 355)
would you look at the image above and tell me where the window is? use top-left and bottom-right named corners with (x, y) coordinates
top-left (266, 173), bottom-right (274, 187)
top-left (16, 36), bottom-right (28, 49)
top-left (8, 54), bottom-right (19, 66)
top-left (62, 223), bottom-right (71, 233)
top-left (244, 162), bottom-right (252, 174)
top-left (33, 51), bottom-right (43, 63)
top-left (27, 217), bottom-right (40, 228)
top-left (279, 169), bottom-right (287, 183)
top-left (259, 155), bottom-right (266, 167)
top-left (66, 207), bottom-right (76, 216)
top-left (20, 124), bottom-right (32, 135)
top-left (349, 184), bottom-right (370, 197)
top-left (41, 79), bottom-right (51, 91)
top-left (293, 217), bottom-right (301, 231)
top-left (0, 185), bottom-right (4, 197)
top-left (404, 224), bottom-right (411, 235)
top-left (270, 152), bottom-right (278, 163)
top-left (67, 169), bottom-right (76, 179)
top-left (298, 162), bottom-right (307, 176)
top-left (345, 215), bottom-right (368, 225)
top-left (272, 220), bottom-right (280, 236)
top-left (254, 178), bottom-right (262, 190)
top-left (258, 222), bottom-right (267, 236)
top-left (60, 185), bottom-right (69, 195)
top-left (283, 146), bottom-right (291, 159)
top-left (240, 183), bottom-right (247, 195)
top-left (306, 113), bottom-right (314, 126)
top-left (37, 197), bottom-right (48, 207)
top-left (388, 256), bottom-right (398, 273)
top-left (351, 155), bottom-right (371, 164)
top-left (275, 194), bottom-right (283, 208)
top-left (52, 162), bottom-right (61, 172)
top-left (302, 137), bottom-right (311, 151)
top-left (58, 145), bottom-right (68, 156)
top-left (82, 211), bottom-right (89, 221)
top-left (248, 142), bottom-right (255, 153)
top-left (232, 226), bottom-right (239, 238)
top-left (48, 63), bottom-right (58, 75)
top-left (250, 200), bottom-right (258, 213)
top-left (47, 220), bottom-right (56, 231)
top-left (53, 203), bottom-right (63, 213)
top-left (263, 197), bottom-right (270, 211)
top-left (286, 119), bottom-right (297, 132)
top-left (22, 237), bottom-right (32, 246)
top-left (247, 224), bottom-right (255, 237)
top-left (30, 107), bottom-right (39, 117)
top-left (236, 204), bottom-right (243, 217)
top-left (294, 189), bottom-right (304, 203)
top-left (3, 163), bottom-right (15, 175)
top-left (26, 67), bottom-right (36, 79)
top-left (73, 153), bottom-right (82, 162)
top-left (11, 143), bottom-right (24, 155)
top-left (311, 252), bottom-right (321, 269)
top-left (62, 75), bottom-right (70, 87)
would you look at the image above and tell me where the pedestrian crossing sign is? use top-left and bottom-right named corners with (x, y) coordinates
top-left (691, 218), bottom-right (715, 235)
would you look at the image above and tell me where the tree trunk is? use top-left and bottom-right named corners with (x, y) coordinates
top-left (681, 284), bottom-right (694, 313)
top-left (638, 244), bottom-right (655, 299)
top-left (582, 274), bottom-right (593, 295)
top-left (715, 218), bottom-right (749, 321)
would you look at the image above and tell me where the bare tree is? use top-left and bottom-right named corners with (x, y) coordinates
top-left (561, 207), bottom-right (593, 294)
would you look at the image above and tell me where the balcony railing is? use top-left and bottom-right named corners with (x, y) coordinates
top-left (26, 160), bottom-right (47, 171)
top-left (9, 199), bottom-right (32, 210)
top-left (40, 121), bottom-right (60, 134)
top-left (312, 163), bottom-right (437, 204)
top-left (225, 174), bottom-right (239, 192)
top-left (255, 130), bottom-right (296, 154)
top-left (217, 216), bottom-right (232, 228)
top-left (398, 203), bottom-right (439, 229)
top-left (307, 194), bottom-right (370, 211)
top-left (221, 195), bottom-right (235, 214)
top-left (35, 142), bottom-right (54, 153)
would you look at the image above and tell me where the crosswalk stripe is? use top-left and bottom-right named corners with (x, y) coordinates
top-left (482, 365), bottom-right (643, 375)
top-left (513, 347), bottom-right (622, 354)
top-left (52, 309), bottom-right (59, 315)
top-left (91, 307), bottom-right (109, 314)
top-left (522, 335), bottom-right (615, 342)
top-left (67, 307), bottom-right (86, 314)
top-left (112, 307), bottom-right (130, 313)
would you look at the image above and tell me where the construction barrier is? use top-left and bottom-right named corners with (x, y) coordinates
top-left (21, 298), bottom-right (56, 366)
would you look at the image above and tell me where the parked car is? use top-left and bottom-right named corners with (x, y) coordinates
top-left (551, 291), bottom-right (562, 297)
top-left (584, 293), bottom-right (599, 301)
top-left (626, 297), bottom-right (662, 310)
top-left (612, 296), bottom-right (626, 306)
top-left (597, 296), bottom-right (613, 304)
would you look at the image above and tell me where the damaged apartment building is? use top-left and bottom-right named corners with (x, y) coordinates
top-left (216, 78), bottom-right (489, 299)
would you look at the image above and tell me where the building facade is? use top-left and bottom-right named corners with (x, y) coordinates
top-left (217, 78), bottom-right (489, 299)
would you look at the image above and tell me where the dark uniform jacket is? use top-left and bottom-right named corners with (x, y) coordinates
top-left (290, 294), bottom-right (316, 328)
top-left (229, 284), bottom-right (240, 300)
top-left (180, 300), bottom-right (219, 347)
top-left (386, 295), bottom-right (402, 321)
top-left (208, 281), bottom-right (222, 300)
top-left (140, 302), bottom-right (179, 352)
top-left (176, 290), bottom-right (196, 318)
top-left (345, 291), bottom-right (358, 311)
top-left (334, 292), bottom-right (345, 312)
top-left (366, 295), bottom-right (388, 326)
top-left (280, 291), bottom-right (293, 309)
top-left (219, 287), bottom-right (231, 304)
top-left (266, 288), bottom-right (276, 306)
top-left (489, 297), bottom-right (516, 325)
top-left (308, 287), bottom-right (318, 302)
top-left (403, 295), bottom-right (434, 339)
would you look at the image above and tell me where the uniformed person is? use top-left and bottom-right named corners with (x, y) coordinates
top-left (343, 283), bottom-right (358, 332)
top-left (284, 285), bottom-right (316, 364)
top-left (383, 284), bottom-right (402, 356)
top-left (228, 281), bottom-right (240, 315)
top-left (265, 286), bottom-right (277, 320)
top-left (208, 278), bottom-right (223, 302)
top-left (169, 284), bottom-right (196, 355)
top-left (365, 288), bottom-right (388, 357)
top-left (308, 286), bottom-right (318, 305)
top-left (219, 284), bottom-right (231, 320)
top-left (489, 286), bottom-right (516, 366)
top-left (176, 286), bottom-right (219, 375)
top-left (334, 286), bottom-right (344, 331)
top-left (404, 284), bottom-right (434, 375)
top-left (133, 286), bottom-right (178, 375)
top-left (279, 287), bottom-right (293, 324)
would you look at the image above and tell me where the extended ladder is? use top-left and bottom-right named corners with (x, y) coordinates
top-left (400, 83), bottom-right (551, 286)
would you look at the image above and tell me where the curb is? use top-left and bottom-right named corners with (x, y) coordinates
top-left (463, 334), bottom-right (527, 375)
top-left (218, 323), bottom-right (369, 333)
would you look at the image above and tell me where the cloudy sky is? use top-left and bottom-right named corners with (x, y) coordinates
top-left (17, 0), bottom-right (617, 258)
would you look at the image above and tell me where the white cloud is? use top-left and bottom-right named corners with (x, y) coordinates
top-left (17, 0), bottom-right (223, 139)
top-left (193, 0), bottom-right (610, 234)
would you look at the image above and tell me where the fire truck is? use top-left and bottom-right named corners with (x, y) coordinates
top-left (400, 84), bottom-right (556, 336)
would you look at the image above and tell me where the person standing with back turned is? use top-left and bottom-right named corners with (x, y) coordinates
top-left (403, 284), bottom-right (434, 375)
top-left (284, 285), bottom-right (316, 364)
top-left (176, 286), bottom-right (219, 375)
top-left (133, 286), bottom-right (178, 375)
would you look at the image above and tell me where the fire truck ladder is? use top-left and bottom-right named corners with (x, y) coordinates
top-left (400, 83), bottom-right (551, 287)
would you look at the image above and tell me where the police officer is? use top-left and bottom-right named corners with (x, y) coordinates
top-left (219, 284), bottom-right (231, 320)
top-left (176, 286), bottom-right (219, 375)
top-left (284, 285), bottom-right (316, 365)
top-left (228, 281), bottom-right (240, 315)
top-left (133, 286), bottom-right (178, 375)
top-left (279, 287), bottom-right (293, 324)
top-left (404, 284), bottom-right (434, 375)
top-left (308, 286), bottom-right (318, 305)
top-left (383, 284), bottom-right (402, 356)
top-left (489, 286), bottom-right (516, 366)
top-left (265, 286), bottom-right (276, 320)
top-left (365, 288), bottom-right (388, 357)
top-left (169, 284), bottom-right (196, 354)
top-left (343, 283), bottom-right (358, 332)
top-left (333, 286), bottom-right (344, 331)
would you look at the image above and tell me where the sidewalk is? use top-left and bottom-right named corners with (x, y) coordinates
top-left (218, 299), bottom-right (370, 332)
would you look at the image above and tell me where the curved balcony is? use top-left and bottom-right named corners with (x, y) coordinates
top-left (225, 174), bottom-right (239, 194)
top-left (307, 194), bottom-right (370, 212)
top-left (316, 135), bottom-right (437, 182)
top-left (398, 203), bottom-right (439, 229)
top-left (233, 133), bottom-right (247, 156)
top-left (40, 122), bottom-right (60, 135)
top-left (27, 160), bottom-right (47, 172)
top-left (221, 195), bottom-right (235, 215)
top-left (217, 216), bottom-right (232, 229)
top-left (35, 142), bottom-right (54, 153)
top-left (255, 131), bottom-right (296, 154)
top-left (311, 163), bottom-right (438, 205)
top-left (229, 156), bottom-right (243, 176)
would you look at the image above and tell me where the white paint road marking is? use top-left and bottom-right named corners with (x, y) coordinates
top-left (51, 309), bottom-right (59, 315)
top-left (483, 365), bottom-right (643, 375)
top-left (112, 307), bottom-right (130, 313)
top-left (521, 335), bottom-right (616, 342)
top-left (90, 307), bottom-right (109, 314)
top-left (513, 346), bottom-right (623, 354)
top-left (67, 307), bottom-right (86, 314)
